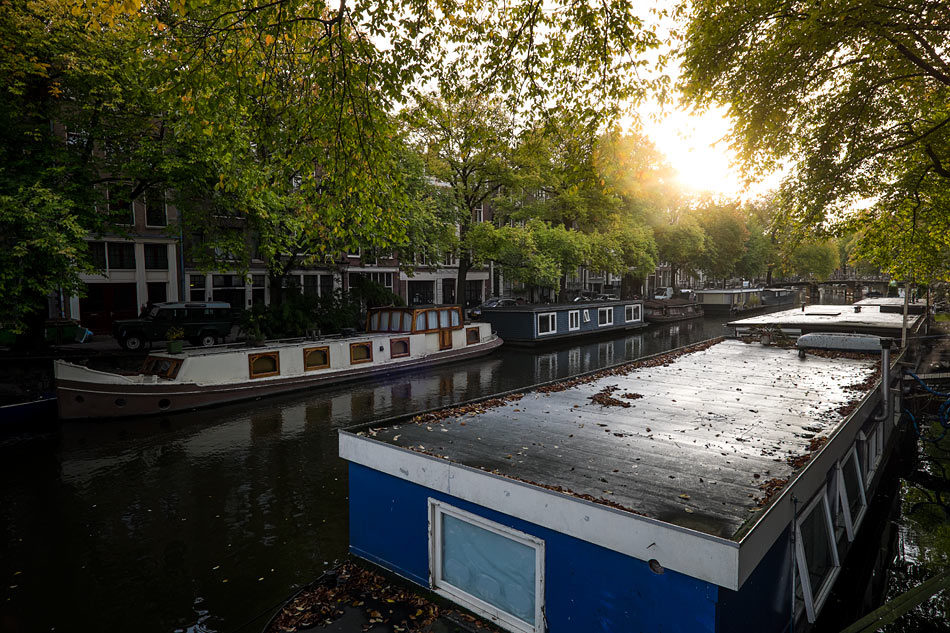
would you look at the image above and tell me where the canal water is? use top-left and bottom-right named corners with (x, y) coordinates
top-left (1, 316), bottom-right (734, 632)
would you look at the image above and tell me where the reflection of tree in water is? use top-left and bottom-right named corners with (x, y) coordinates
top-left (885, 409), bottom-right (950, 631)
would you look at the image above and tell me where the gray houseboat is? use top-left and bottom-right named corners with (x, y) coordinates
top-left (477, 300), bottom-right (646, 345)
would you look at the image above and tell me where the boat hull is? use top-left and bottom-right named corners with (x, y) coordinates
top-left (56, 337), bottom-right (503, 420)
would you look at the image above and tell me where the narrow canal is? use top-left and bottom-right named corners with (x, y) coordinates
top-left (0, 316), bottom-right (732, 632)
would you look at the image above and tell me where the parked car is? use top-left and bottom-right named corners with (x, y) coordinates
top-left (594, 293), bottom-right (620, 302)
top-left (469, 297), bottom-right (517, 319)
top-left (113, 301), bottom-right (234, 351)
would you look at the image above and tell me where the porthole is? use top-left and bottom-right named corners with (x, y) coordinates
top-left (115, 398), bottom-right (127, 407)
top-left (158, 398), bottom-right (171, 410)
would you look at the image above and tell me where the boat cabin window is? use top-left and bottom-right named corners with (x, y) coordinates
top-left (379, 312), bottom-right (391, 332)
top-left (568, 310), bottom-right (580, 331)
top-left (838, 448), bottom-right (867, 536)
top-left (303, 346), bottom-right (330, 371)
top-left (597, 307), bottom-right (613, 326)
top-left (451, 309), bottom-right (460, 327)
top-left (141, 356), bottom-right (182, 379)
top-left (390, 338), bottom-right (410, 358)
top-left (537, 313), bottom-right (556, 336)
top-left (402, 312), bottom-right (413, 331)
top-left (427, 310), bottom-right (438, 330)
top-left (466, 327), bottom-right (480, 345)
top-left (624, 304), bottom-right (640, 322)
top-left (248, 352), bottom-right (280, 378)
top-left (430, 500), bottom-right (544, 633)
top-left (415, 312), bottom-right (426, 331)
top-left (439, 309), bottom-right (450, 328)
top-left (795, 487), bottom-right (840, 623)
top-left (350, 342), bottom-right (373, 364)
top-left (582, 309), bottom-right (591, 323)
top-left (370, 312), bottom-right (380, 330)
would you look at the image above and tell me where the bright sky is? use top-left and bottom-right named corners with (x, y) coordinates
top-left (626, 2), bottom-right (783, 201)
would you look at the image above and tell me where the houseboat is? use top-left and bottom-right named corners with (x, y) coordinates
top-left (853, 296), bottom-right (928, 315)
top-left (643, 298), bottom-right (704, 323)
top-left (694, 287), bottom-right (765, 314)
top-left (761, 286), bottom-right (801, 308)
top-left (728, 304), bottom-right (926, 339)
top-left (477, 300), bottom-right (645, 345)
top-left (340, 336), bottom-right (908, 633)
top-left (54, 306), bottom-right (502, 420)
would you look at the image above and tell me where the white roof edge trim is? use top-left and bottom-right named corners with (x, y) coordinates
top-left (339, 431), bottom-right (741, 590)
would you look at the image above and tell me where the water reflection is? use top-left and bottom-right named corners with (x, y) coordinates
top-left (0, 315), bottom-right (734, 633)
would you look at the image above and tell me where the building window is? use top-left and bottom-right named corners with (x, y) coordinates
top-left (349, 342), bottom-right (373, 364)
top-left (390, 338), bottom-right (410, 358)
top-left (474, 205), bottom-right (484, 223)
top-left (107, 243), bottom-right (136, 270)
top-left (568, 310), bottom-right (580, 331)
top-left (582, 309), bottom-right (591, 323)
top-left (145, 189), bottom-right (167, 227)
top-left (303, 346), bottom-right (330, 371)
top-left (303, 274), bottom-right (321, 297)
top-left (624, 304), bottom-right (641, 323)
top-left (248, 352), bottom-right (280, 378)
top-left (597, 307), bottom-right (613, 326)
top-left (108, 185), bottom-right (134, 225)
top-left (144, 244), bottom-right (168, 270)
top-left (537, 312), bottom-right (556, 336)
top-left (89, 241), bottom-right (107, 270)
top-left (430, 500), bottom-right (544, 633)
top-left (189, 275), bottom-right (207, 301)
top-left (795, 488), bottom-right (840, 623)
top-left (466, 327), bottom-right (480, 345)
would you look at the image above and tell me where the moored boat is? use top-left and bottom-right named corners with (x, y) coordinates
top-left (643, 298), bottom-right (704, 323)
top-left (694, 287), bottom-right (765, 314)
top-left (54, 305), bottom-right (502, 420)
top-left (477, 300), bottom-right (646, 345)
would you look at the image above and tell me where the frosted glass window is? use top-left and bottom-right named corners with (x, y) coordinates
top-left (415, 313), bottom-right (426, 331)
top-left (427, 311), bottom-right (438, 329)
top-left (451, 310), bottom-right (460, 327)
top-left (403, 313), bottom-right (413, 331)
top-left (439, 309), bottom-right (450, 328)
top-left (379, 312), bottom-right (390, 332)
top-left (441, 514), bottom-right (536, 625)
top-left (432, 502), bottom-right (543, 632)
top-left (370, 312), bottom-right (379, 330)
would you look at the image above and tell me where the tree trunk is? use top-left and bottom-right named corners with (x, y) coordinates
top-left (766, 264), bottom-right (773, 286)
top-left (670, 265), bottom-right (678, 292)
top-left (456, 253), bottom-right (471, 309)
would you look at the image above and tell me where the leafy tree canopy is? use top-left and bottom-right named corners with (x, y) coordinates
top-left (679, 0), bottom-right (950, 280)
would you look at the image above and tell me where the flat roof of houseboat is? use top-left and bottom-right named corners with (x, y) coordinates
top-left (481, 300), bottom-right (641, 313)
top-left (356, 339), bottom-right (878, 540)
top-left (695, 288), bottom-right (762, 294)
top-left (727, 304), bottom-right (922, 335)
top-left (853, 297), bottom-right (926, 309)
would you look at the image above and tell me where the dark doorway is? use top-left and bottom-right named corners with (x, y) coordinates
top-left (441, 278), bottom-right (456, 304)
top-left (79, 283), bottom-right (138, 333)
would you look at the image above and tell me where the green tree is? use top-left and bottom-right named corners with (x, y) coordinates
top-left (406, 90), bottom-right (515, 302)
top-left (653, 218), bottom-right (705, 291)
top-left (679, 0), bottom-right (950, 281)
top-left (785, 240), bottom-right (840, 281)
top-left (695, 201), bottom-right (749, 284)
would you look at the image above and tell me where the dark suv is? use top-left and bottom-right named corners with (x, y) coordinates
top-left (113, 301), bottom-right (234, 351)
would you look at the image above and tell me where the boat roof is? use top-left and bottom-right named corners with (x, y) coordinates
top-left (853, 297), bottom-right (926, 308)
top-left (727, 304), bottom-right (922, 334)
top-left (695, 288), bottom-right (762, 294)
top-left (352, 339), bottom-right (878, 541)
top-left (482, 300), bottom-right (641, 313)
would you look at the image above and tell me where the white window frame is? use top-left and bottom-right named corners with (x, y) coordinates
top-left (429, 499), bottom-right (545, 633)
top-left (624, 304), bottom-right (641, 323)
top-left (597, 307), bottom-right (613, 326)
top-left (836, 447), bottom-right (868, 541)
top-left (582, 309), bottom-right (590, 323)
top-left (795, 486), bottom-right (840, 623)
top-left (568, 310), bottom-right (580, 331)
top-left (537, 312), bottom-right (557, 336)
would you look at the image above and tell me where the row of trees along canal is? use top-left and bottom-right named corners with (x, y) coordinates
top-left (2, 0), bottom-right (948, 337)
